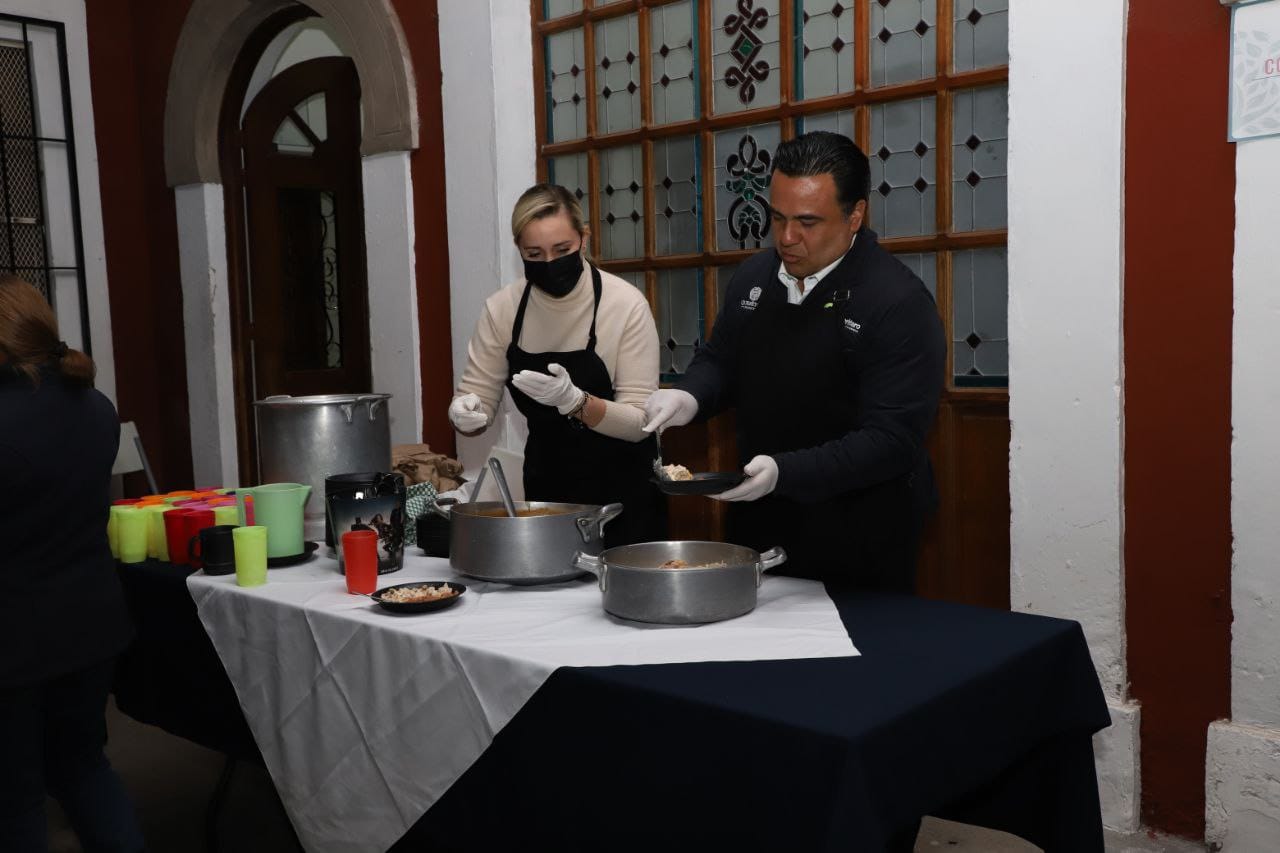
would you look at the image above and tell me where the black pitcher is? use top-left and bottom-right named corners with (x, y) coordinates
top-left (325, 472), bottom-right (406, 574)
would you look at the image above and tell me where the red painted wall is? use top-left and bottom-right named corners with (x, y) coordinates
top-left (1124, 1), bottom-right (1234, 838)
top-left (393, 0), bottom-right (456, 457)
top-left (83, 0), bottom-right (456, 487)
top-left (85, 0), bottom-right (195, 491)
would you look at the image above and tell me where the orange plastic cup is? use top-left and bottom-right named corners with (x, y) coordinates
top-left (342, 530), bottom-right (379, 595)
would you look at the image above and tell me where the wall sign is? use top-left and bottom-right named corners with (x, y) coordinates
top-left (1231, 0), bottom-right (1280, 141)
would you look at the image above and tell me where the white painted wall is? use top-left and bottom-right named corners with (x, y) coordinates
top-left (1205, 129), bottom-right (1280, 851)
top-left (362, 151), bottom-right (422, 445)
top-left (0, 0), bottom-right (116, 403)
top-left (174, 183), bottom-right (239, 488)
top-left (438, 0), bottom-right (536, 471)
top-left (1008, 0), bottom-right (1139, 832)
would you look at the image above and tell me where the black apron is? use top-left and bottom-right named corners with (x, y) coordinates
top-left (506, 265), bottom-right (666, 548)
top-left (726, 258), bottom-right (925, 592)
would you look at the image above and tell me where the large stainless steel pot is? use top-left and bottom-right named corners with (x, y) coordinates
top-left (573, 541), bottom-right (787, 624)
top-left (254, 394), bottom-right (392, 540)
top-left (432, 500), bottom-right (622, 585)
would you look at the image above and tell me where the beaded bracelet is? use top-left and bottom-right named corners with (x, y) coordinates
top-left (566, 391), bottom-right (591, 421)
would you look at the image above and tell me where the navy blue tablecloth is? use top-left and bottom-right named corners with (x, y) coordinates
top-left (113, 562), bottom-right (1109, 852)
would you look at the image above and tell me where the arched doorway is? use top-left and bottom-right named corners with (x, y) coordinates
top-left (221, 16), bottom-right (376, 480)
top-left (162, 0), bottom-right (440, 488)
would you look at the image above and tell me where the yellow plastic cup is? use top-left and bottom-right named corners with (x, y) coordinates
top-left (233, 526), bottom-right (268, 587)
top-left (107, 505), bottom-right (128, 558)
top-left (143, 504), bottom-right (172, 561)
top-left (116, 507), bottom-right (148, 564)
top-left (213, 505), bottom-right (240, 528)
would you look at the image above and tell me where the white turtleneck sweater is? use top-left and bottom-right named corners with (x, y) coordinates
top-left (454, 266), bottom-right (659, 442)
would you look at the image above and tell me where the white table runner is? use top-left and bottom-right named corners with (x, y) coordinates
top-left (187, 551), bottom-right (857, 853)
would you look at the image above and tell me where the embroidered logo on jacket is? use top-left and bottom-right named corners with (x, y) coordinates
top-left (843, 318), bottom-right (862, 334)
top-left (740, 285), bottom-right (762, 311)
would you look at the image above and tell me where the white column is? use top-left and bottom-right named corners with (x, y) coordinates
top-left (174, 183), bottom-right (239, 488)
top-left (1205, 133), bottom-right (1280, 852)
top-left (362, 150), bottom-right (423, 445)
top-left (438, 0), bottom-right (537, 471)
top-left (1007, 1), bottom-right (1139, 832)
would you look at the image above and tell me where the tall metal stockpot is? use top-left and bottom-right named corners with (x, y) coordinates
top-left (431, 500), bottom-right (622, 585)
top-left (254, 393), bottom-right (392, 540)
top-left (573, 541), bottom-right (787, 624)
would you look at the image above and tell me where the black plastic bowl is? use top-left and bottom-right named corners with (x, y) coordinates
top-left (651, 471), bottom-right (747, 496)
top-left (371, 581), bottom-right (465, 614)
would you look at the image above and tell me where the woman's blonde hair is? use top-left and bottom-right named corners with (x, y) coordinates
top-left (0, 274), bottom-right (95, 387)
top-left (511, 183), bottom-right (590, 256)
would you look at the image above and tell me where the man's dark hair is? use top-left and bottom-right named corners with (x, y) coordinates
top-left (771, 131), bottom-right (870, 216)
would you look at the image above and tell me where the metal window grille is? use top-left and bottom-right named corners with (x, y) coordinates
top-left (0, 14), bottom-right (90, 355)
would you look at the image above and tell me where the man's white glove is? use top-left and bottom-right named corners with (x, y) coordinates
top-left (448, 393), bottom-right (489, 433)
top-left (713, 455), bottom-right (779, 502)
top-left (642, 389), bottom-right (699, 433)
top-left (511, 363), bottom-right (585, 415)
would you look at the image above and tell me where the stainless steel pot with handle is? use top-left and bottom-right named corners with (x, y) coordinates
top-left (254, 393), bottom-right (392, 540)
top-left (573, 541), bottom-right (787, 624)
top-left (435, 500), bottom-right (623, 584)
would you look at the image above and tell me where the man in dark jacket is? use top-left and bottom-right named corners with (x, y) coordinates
top-left (643, 131), bottom-right (945, 593)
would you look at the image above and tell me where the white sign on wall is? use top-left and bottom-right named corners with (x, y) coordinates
top-left (1231, 0), bottom-right (1280, 141)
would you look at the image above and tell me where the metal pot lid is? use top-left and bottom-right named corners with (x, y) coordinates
top-left (253, 393), bottom-right (392, 407)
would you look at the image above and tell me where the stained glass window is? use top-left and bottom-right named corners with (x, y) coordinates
top-left (595, 14), bottom-right (641, 134)
top-left (534, 0), bottom-right (1008, 388)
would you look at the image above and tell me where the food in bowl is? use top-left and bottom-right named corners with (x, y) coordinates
top-left (658, 559), bottom-right (728, 569)
top-left (474, 507), bottom-right (570, 518)
top-left (378, 584), bottom-right (458, 603)
top-left (661, 463), bottom-right (693, 481)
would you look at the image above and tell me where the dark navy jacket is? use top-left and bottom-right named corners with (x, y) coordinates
top-left (678, 228), bottom-right (945, 585)
top-left (0, 364), bottom-right (132, 686)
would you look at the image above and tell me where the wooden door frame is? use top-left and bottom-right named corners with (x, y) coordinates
top-left (218, 6), bottom-right (315, 485)
top-left (240, 56), bottom-right (371, 401)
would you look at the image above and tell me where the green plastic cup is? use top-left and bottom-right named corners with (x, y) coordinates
top-left (213, 505), bottom-right (240, 528)
top-left (233, 526), bottom-right (268, 587)
top-left (117, 507), bottom-right (148, 564)
top-left (143, 504), bottom-right (172, 561)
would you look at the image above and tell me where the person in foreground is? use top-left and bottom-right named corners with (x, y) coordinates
top-left (0, 275), bottom-right (144, 852)
top-left (644, 131), bottom-right (946, 593)
top-left (449, 183), bottom-right (666, 546)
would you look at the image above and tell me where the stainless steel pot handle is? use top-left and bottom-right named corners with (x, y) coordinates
top-left (755, 546), bottom-right (788, 587)
top-left (338, 395), bottom-right (388, 423)
top-left (429, 497), bottom-right (457, 520)
top-left (573, 551), bottom-right (608, 591)
top-left (576, 502), bottom-right (624, 544)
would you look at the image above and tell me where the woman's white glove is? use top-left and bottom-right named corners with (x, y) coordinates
top-left (642, 389), bottom-right (699, 433)
top-left (448, 393), bottom-right (489, 433)
top-left (511, 363), bottom-right (585, 415)
top-left (712, 455), bottom-right (779, 502)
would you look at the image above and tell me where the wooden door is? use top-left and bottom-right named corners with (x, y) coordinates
top-left (239, 56), bottom-right (371, 406)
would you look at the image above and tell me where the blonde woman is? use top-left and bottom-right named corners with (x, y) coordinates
top-left (450, 184), bottom-right (666, 546)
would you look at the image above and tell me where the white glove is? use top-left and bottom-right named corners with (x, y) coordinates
top-left (448, 393), bottom-right (489, 433)
top-left (712, 455), bottom-right (779, 502)
top-left (641, 389), bottom-right (699, 433)
top-left (511, 363), bottom-right (585, 414)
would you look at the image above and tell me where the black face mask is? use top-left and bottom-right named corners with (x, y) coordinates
top-left (523, 250), bottom-right (583, 298)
